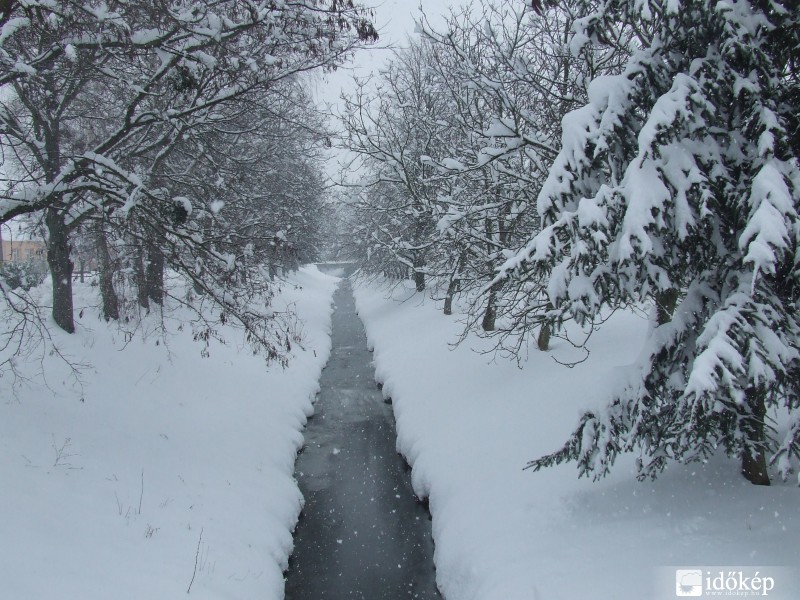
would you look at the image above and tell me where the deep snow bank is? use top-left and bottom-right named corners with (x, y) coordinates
top-left (353, 279), bottom-right (800, 600)
top-left (0, 265), bottom-right (338, 600)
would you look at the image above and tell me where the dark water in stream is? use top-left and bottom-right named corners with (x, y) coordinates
top-left (284, 269), bottom-right (440, 600)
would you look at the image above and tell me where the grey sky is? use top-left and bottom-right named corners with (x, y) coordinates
top-left (310, 0), bottom-right (461, 178)
top-left (310, 0), bottom-right (459, 112)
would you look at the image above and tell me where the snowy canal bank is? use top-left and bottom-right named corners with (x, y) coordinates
top-left (0, 266), bottom-right (338, 600)
top-left (354, 278), bottom-right (800, 600)
top-left (3, 264), bottom-right (797, 600)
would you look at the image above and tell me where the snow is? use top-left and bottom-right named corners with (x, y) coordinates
top-left (192, 50), bottom-right (218, 69)
top-left (14, 60), bottom-right (36, 75)
top-left (173, 195), bottom-right (193, 216)
top-left (617, 158), bottom-right (667, 258)
top-left (740, 160), bottom-right (795, 279)
top-left (0, 16), bottom-right (30, 46)
top-left (353, 278), bottom-right (800, 600)
top-left (0, 266), bottom-right (339, 600)
top-left (440, 157), bottom-right (466, 172)
top-left (131, 28), bottom-right (162, 45)
top-left (685, 295), bottom-right (748, 400)
top-left (483, 118), bottom-right (516, 138)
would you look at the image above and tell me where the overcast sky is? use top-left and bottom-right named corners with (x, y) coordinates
top-left (310, 0), bottom-right (462, 177)
top-left (310, 0), bottom-right (462, 110)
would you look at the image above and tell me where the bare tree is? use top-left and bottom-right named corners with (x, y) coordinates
top-left (0, 0), bottom-right (376, 363)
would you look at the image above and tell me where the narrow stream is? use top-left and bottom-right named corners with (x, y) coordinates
top-left (284, 270), bottom-right (439, 599)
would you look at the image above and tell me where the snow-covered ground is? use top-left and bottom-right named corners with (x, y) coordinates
top-left (4, 265), bottom-right (797, 600)
top-left (353, 278), bottom-right (800, 600)
top-left (0, 265), bottom-right (338, 600)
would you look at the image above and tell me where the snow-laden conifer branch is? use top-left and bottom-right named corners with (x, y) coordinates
top-left (515, 0), bottom-right (800, 484)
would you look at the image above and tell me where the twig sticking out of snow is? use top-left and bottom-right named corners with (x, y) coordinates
top-left (186, 528), bottom-right (203, 594)
top-left (138, 469), bottom-right (144, 515)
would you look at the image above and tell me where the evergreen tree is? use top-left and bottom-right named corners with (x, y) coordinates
top-left (498, 0), bottom-right (800, 484)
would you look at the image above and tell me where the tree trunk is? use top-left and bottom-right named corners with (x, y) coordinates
top-left (482, 282), bottom-right (501, 332)
top-left (537, 301), bottom-right (554, 351)
top-left (413, 269), bottom-right (425, 292)
top-left (412, 252), bottom-right (425, 292)
top-left (655, 288), bottom-right (679, 326)
top-left (444, 277), bottom-right (458, 316)
top-left (537, 323), bottom-right (551, 351)
top-left (95, 220), bottom-right (119, 321)
top-left (741, 387), bottom-right (770, 486)
top-left (45, 208), bottom-right (75, 333)
top-left (133, 241), bottom-right (149, 310)
top-left (145, 240), bottom-right (165, 306)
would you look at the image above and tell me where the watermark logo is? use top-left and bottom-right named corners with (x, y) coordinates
top-left (676, 569), bottom-right (703, 596)
top-left (657, 566), bottom-right (797, 599)
top-left (669, 568), bottom-right (783, 597)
